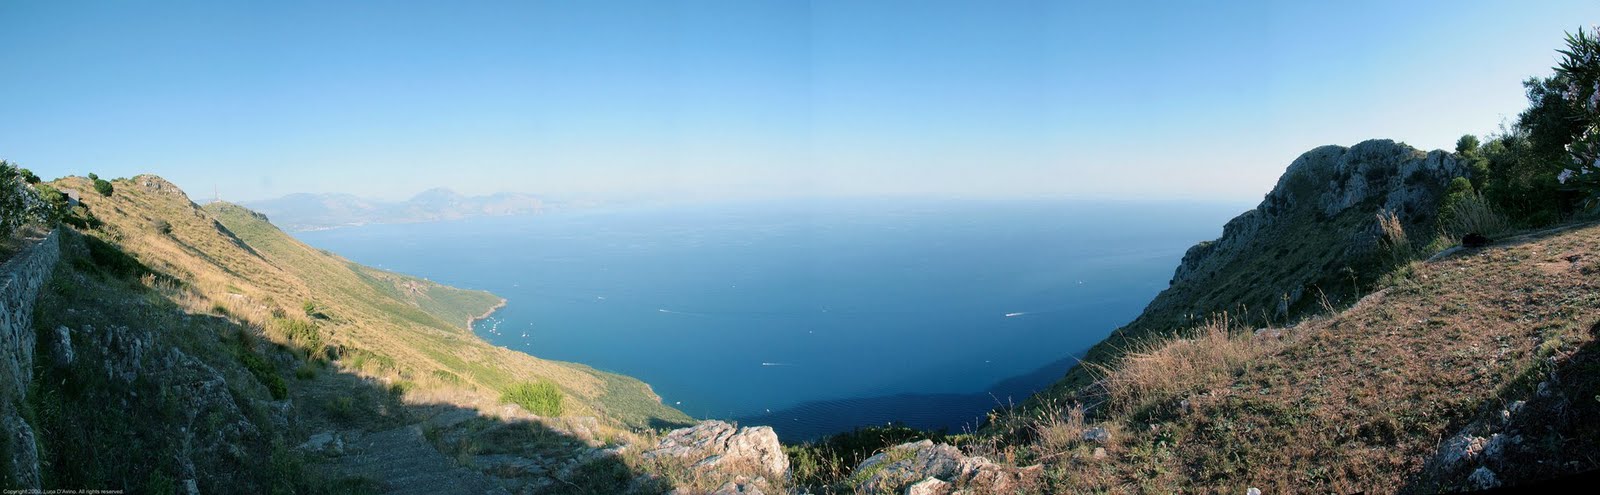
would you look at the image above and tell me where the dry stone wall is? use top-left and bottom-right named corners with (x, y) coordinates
top-left (0, 229), bottom-right (61, 490)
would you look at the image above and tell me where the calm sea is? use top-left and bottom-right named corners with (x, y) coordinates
top-left (295, 198), bottom-right (1243, 440)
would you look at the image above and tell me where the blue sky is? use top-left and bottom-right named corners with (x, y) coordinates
top-left (1, 1), bottom-right (1596, 202)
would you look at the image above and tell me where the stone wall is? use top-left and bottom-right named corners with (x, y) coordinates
top-left (0, 229), bottom-right (61, 489)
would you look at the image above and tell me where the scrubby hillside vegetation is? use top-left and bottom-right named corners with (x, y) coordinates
top-left (0, 166), bottom-right (707, 493)
top-left (777, 27), bottom-right (1600, 494)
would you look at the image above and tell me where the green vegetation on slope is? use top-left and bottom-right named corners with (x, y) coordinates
top-left (197, 196), bottom-right (688, 428)
top-left (501, 381), bottom-right (565, 417)
top-left (29, 229), bottom-right (375, 493)
top-left (13, 173), bottom-right (689, 493)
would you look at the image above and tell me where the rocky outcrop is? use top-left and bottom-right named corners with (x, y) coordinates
top-left (643, 420), bottom-right (789, 493)
top-left (0, 229), bottom-right (59, 489)
top-left (1171, 140), bottom-right (1466, 290)
top-left (1172, 140), bottom-right (1465, 289)
top-left (852, 440), bottom-right (1042, 494)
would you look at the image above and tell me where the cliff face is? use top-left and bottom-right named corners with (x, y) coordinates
top-left (1170, 140), bottom-right (1465, 290)
top-left (0, 229), bottom-right (60, 489)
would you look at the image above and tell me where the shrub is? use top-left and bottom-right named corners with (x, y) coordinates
top-left (273, 317), bottom-right (323, 356)
top-left (500, 381), bottom-right (564, 417)
top-left (1437, 177), bottom-right (1475, 227)
top-left (1, 160), bottom-right (52, 238)
top-left (93, 178), bottom-right (114, 197)
top-left (19, 168), bottom-right (40, 184)
top-left (1549, 27), bottom-right (1600, 211)
top-left (294, 362), bottom-right (318, 380)
top-left (327, 396), bottom-right (356, 422)
top-left (235, 329), bottom-right (288, 400)
top-left (239, 345), bottom-right (288, 400)
top-left (1441, 192), bottom-right (1514, 241)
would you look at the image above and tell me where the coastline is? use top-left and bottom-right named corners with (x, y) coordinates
top-left (467, 297), bottom-right (508, 331)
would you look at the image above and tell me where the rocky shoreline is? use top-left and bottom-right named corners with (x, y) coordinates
top-left (466, 298), bottom-right (507, 331)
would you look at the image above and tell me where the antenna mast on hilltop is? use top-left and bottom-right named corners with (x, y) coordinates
top-left (214, 184), bottom-right (220, 203)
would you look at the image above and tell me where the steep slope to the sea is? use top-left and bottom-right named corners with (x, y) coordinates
top-left (6, 175), bottom-right (693, 493)
top-left (793, 140), bottom-right (1598, 493)
top-left (1042, 139), bottom-right (1469, 396)
top-left (833, 220), bottom-right (1600, 493)
top-left (1001, 219), bottom-right (1600, 492)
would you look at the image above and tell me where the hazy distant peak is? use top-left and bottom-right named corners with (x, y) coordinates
top-left (241, 188), bottom-right (544, 231)
top-left (410, 187), bottom-right (463, 201)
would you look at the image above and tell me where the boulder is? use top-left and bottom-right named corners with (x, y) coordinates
top-left (48, 326), bottom-right (73, 368)
top-left (298, 432), bottom-right (345, 456)
top-left (1082, 427), bottom-right (1111, 444)
top-left (644, 421), bottom-right (788, 492)
top-left (855, 440), bottom-right (963, 491)
top-left (906, 477), bottom-right (951, 495)
top-left (853, 440), bottom-right (1041, 494)
top-left (1438, 434), bottom-right (1488, 467)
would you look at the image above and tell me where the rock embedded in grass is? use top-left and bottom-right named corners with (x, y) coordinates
top-left (644, 420), bottom-right (788, 490)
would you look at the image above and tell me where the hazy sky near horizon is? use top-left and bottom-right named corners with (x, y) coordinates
top-left (2, 1), bottom-right (1596, 203)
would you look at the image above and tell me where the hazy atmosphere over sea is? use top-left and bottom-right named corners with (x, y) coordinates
top-left (297, 198), bottom-right (1247, 438)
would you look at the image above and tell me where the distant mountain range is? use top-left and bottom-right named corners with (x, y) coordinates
top-left (240, 188), bottom-right (545, 231)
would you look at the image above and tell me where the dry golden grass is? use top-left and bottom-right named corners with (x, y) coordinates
top-left (49, 174), bottom-right (689, 433)
top-left (1089, 314), bottom-right (1278, 417)
top-left (988, 220), bottom-right (1600, 493)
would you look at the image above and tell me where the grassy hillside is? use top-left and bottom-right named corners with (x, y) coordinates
top-left (972, 221), bottom-right (1600, 492)
top-left (45, 175), bottom-right (688, 428)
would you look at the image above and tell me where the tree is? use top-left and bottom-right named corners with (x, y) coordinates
top-left (1539, 27), bottom-right (1600, 211)
top-left (93, 177), bottom-right (114, 197)
top-left (1456, 134), bottom-right (1491, 189)
top-left (1482, 131), bottom-right (1565, 225)
top-left (0, 160), bottom-right (51, 239)
top-left (1473, 27), bottom-right (1600, 223)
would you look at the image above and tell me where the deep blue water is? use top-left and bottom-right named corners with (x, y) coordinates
top-left (295, 198), bottom-right (1243, 439)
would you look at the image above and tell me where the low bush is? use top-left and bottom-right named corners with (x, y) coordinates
top-left (500, 381), bottom-right (564, 417)
top-left (234, 330), bottom-right (288, 400)
top-left (273, 317), bottom-right (323, 356)
top-left (93, 177), bottom-right (114, 197)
